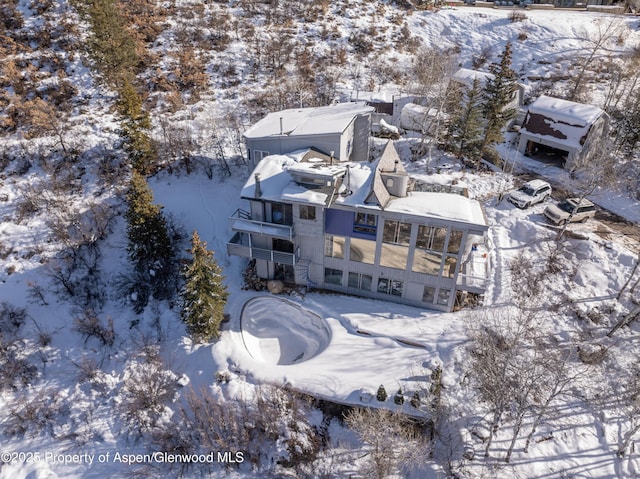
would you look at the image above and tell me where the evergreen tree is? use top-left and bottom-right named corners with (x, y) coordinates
top-left (180, 230), bottom-right (228, 342)
top-left (393, 388), bottom-right (405, 405)
top-left (118, 79), bottom-right (158, 175)
top-left (480, 42), bottom-right (518, 160)
top-left (376, 384), bottom-right (388, 402)
top-left (447, 77), bottom-right (485, 161)
top-left (125, 172), bottom-right (175, 310)
top-left (80, 0), bottom-right (139, 85)
top-left (617, 86), bottom-right (640, 159)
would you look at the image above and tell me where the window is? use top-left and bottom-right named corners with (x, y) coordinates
top-left (577, 205), bottom-right (595, 213)
top-left (444, 256), bottom-right (458, 278)
top-left (383, 220), bottom-right (411, 245)
top-left (447, 230), bottom-right (463, 254)
top-left (380, 243), bottom-right (409, 270)
top-left (271, 203), bottom-right (292, 225)
top-left (414, 225), bottom-right (450, 275)
top-left (412, 250), bottom-right (442, 276)
top-left (416, 226), bottom-right (447, 252)
top-left (422, 286), bottom-right (436, 303)
top-left (324, 268), bottom-right (343, 285)
top-left (324, 236), bottom-right (345, 259)
top-left (380, 220), bottom-right (411, 270)
top-left (377, 278), bottom-right (403, 297)
top-left (437, 288), bottom-right (451, 306)
top-left (350, 237), bottom-right (376, 264)
top-left (353, 212), bottom-right (377, 236)
top-left (348, 272), bottom-right (372, 291)
top-left (254, 150), bottom-right (269, 162)
top-left (300, 205), bottom-right (316, 221)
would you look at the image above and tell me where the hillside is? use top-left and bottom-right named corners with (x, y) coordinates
top-left (1, 1), bottom-right (640, 478)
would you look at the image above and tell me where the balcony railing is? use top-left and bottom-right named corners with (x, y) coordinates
top-left (227, 232), bottom-right (299, 266)
top-left (229, 208), bottom-right (294, 241)
top-left (456, 273), bottom-right (489, 293)
top-left (456, 248), bottom-right (491, 293)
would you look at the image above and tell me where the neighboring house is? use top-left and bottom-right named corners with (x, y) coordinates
top-left (450, 67), bottom-right (525, 111)
top-left (398, 68), bottom-right (525, 133)
top-left (517, 95), bottom-right (609, 169)
top-left (227, 141), bottom-right (490, 312)
top-left (243, 103), bottom-right (374, 165)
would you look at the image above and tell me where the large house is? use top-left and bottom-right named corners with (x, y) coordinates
top-left (243, 103), bottom-right (374, 165)
top-left (517, 95), bottom-right (609, 169)
top-left (228, 108), bottom-right (490, 311)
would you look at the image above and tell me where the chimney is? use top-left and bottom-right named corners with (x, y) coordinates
top-left (330, 150), bottom-right (335, 166)
top-left (279, 117), bottom-right (283, 135)
top-left (254, 173), bottom-right (262, 198)
top-left (394, 160), bottom-right (398, 173)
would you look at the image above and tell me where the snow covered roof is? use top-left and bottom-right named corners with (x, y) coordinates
top-left (527, 95), bottom-right (604, 127)
top-left (241, 146), bottom-right (486, 228)
top-left (240, 149), bottom-right (343, 205)
top-left (243, 103), bottom-right (374, 139)
top-left (451, 68), bottom-right (494, 89)
top-left (520, 95), bottom-right (606, 149)
top-left (386, 192), bottom-right (487, 228)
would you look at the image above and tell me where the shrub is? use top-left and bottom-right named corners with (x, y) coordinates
top-left (410, 392), bottom-right (421, 408)
top-left (120, 360), bottom-right (179, 435)
top-left (73, 308), bottom-right (115, 347)
top-left (509, 11), bottom-right (528, 23)
top-left (4, 388), bottom-right (67, 437)
top-left (0, 302), bottom-right (28, 336)
top-left (394, 389), bottom-right (405, 405)
top-left (0, 349), bottom-right (38, 391)
top-left (376, 384), bottom-right (388, 402)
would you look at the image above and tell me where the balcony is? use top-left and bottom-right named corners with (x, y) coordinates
top-left (229, 209), bottom-right (294, 241)
top-left (227, 232), bottom-right (299, 266)
top-left (456, 245), bottom-right (490, 294)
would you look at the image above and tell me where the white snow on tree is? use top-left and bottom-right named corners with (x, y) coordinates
top-left (180, 230), bottom-right (228, 342)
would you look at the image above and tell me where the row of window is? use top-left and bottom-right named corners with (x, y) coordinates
top-left (324, 268), bottom-right (451, 306)
top-left (350, 217), bottom-right (462, 254)
top-left (269, 202), bottom-right (316, 224)
top-left (325, 235), bottom-right (459, 278)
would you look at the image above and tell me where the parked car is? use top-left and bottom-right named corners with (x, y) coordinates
top-left (508, 179), bottom-right (552, 209)
top-left (543, 198), bottom-right (597, 225)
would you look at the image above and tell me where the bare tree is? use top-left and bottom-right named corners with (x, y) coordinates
top-left (556, 136), bottom-right (617, 241)
top-left (409, 46), bottom-right (458, 168)
top-left (345, 407), bottom-right (427, 479)
top-left (617, 362), bottom-right (640, 457)
top-left (467, 306), bottom-right (547, 459)
top-left (569, 17), bottom-right (627, 101)
top-left (617, 245), bottom-right (640, 301)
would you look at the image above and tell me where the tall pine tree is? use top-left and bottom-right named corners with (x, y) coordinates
top-left (118, 78), bottom-right (158, 175)
top-left (447, 77), bottom-right (484, 161)
top-left (125, 172), bottom-right (175, 310)
top-left (480, 42), bottom-right (518, 162)
top-left (180, 231), bottom-right (228, 342)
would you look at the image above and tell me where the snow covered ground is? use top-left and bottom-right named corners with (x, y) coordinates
top-left (1, 2), bottom-right (640, 478)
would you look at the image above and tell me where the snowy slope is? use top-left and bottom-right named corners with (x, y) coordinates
top-left (0, 2), bottom-right (639, 478)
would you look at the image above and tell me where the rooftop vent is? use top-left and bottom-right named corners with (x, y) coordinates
top-left (254, 173), bottom-right (262, 198)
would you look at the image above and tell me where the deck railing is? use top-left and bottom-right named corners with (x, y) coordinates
top-left (229, 208), bottom-right (294, 240)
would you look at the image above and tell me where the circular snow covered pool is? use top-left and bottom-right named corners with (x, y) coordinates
top-left (240, 296), bottom-right (331, 365)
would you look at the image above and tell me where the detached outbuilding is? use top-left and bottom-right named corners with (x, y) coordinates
top-left (517, 95), bottom-right (609, 169)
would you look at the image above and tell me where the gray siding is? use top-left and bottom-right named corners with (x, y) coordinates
top-left (352, 114), bottom-right (371, 162)
top-left (246, 135), bottom-right (344, 163)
